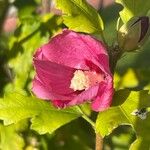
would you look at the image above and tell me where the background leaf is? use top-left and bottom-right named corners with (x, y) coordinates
top-left (56, 0), bottom-right (104, 33)
top-left (96, 90), bottom-right (150, 149)
top-left (116, 0), bottom-right (150, 23)
top-left (0, 124), bottom-right (25, 150)
top-left (3, 14), bottom-right (62, 94)
top-left (0, 93), bottom-right (82, 134)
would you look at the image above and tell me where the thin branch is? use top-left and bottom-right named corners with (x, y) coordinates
top-left (107, 44), bottom-right (123, 74)
top-left (95, 133), bottom-right (103, 150)
top-left (77, 105), bottom-right (103, 149)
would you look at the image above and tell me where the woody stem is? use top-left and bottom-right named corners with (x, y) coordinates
top-left (77, 106), bottom-right (103, 150)
top-left (95, 133), bottom-right (103, 150)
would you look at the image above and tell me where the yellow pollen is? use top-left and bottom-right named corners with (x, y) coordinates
top-left (70, 70), bottom-right (89, 91)
top-left (70, 70), bottom-right (104, 91)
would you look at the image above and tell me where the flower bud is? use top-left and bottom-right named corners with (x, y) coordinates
top-left (118, 16), bottom-right (150, 51)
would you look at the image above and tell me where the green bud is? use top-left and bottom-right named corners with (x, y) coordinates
top-left (117, 16), bottom-right (150, 51)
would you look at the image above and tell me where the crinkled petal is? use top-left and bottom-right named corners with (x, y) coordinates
top-left (33, 59), bottom-right (75, 95)
top-left (35, 30), bottom-right (109, 72)
top-left (50, 85), bottom-right (99, 108)
top-left (68, 85), bottom-right (99, 106)
top-left (91, 78), bottom-right (114, 111)
top-left (32, 76), bottom-right (73, 100)
top-left (32, 30), bottom-right (114, 112)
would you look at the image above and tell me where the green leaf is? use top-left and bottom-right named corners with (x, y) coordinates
top-left (4, 14), bottom-right (62, 94)
top-left (121, 69), bottom-right (139, 88)
top-left (130, 137), bottom-right (150, 150)
top-left (0, 0), bottom-right (9, 28)
top-left (96, 90), bottom-right (150, 149)
top-left (56, 0), bottom-right (104, 33)
top-left (114, 69), bottom-right (139, 90)
top-left (0, 93), bottom-right (82, 134)
top-left (0, 124), bottom-right (25, 150)
top-left (116, 0), bottom-right (150, 23)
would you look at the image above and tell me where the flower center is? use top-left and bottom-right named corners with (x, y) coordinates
top-left (70, 70), bottom-right (104, 91)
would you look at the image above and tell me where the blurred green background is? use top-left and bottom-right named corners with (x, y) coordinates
top-left (0, 0), bottom-right (149, 149)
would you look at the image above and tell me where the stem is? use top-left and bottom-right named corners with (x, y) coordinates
top-left (41, 0), bottom-right (51, 14)
top-left (82, 113), bottom-right (95, 128)
top-left (77, 106), bottom-right (103, 149)
top-left (77, 106), bottom-right (95, 128)
top-left (101, 31), bottom-right (107, 46)
top-left (95, 133), bottom-right (103, 150)
top-left (108, 45), bottom-right (123, 74)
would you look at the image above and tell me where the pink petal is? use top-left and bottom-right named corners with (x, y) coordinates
top-left (52, 100), bottom-right (70, 109)
top-left (50, 85), bottom-right (100, 108)
top-left (33, 59), bottom-right (75, 95)
top-left (68, 85), bottom-right (100, 106)
top-left (91, 79), bottom-right (114, 111)
top-left (32, 76), bottom-right (73, 100)
top-left (32, 30), bottom-right (114, 111)
top-left (35, 30), bottom-right (109, 72)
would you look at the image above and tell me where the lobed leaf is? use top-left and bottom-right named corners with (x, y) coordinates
top-left (116, 0), bottom-right (150, 23)
top-left (0, 93), bottom-right (82, 134)
top-left (96, 89), bottom-right (150, 149)
top-left (56, 0), bottom-right (104, 33)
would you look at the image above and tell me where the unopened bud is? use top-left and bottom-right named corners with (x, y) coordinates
top-left (118, 16), bottom-right (150, 51)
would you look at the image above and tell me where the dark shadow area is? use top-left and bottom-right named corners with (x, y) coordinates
top-left (100, 3), bottom-right (123, 24)
top-left (112, 89), bottom-right (131, 106)
top-left (46, 118), bottom-right (95, 150)
top-left (116, 40), bottom-right (150, 74)
top-left (98, 3), bottom-right (123, 45)
top-left (104, 125), bottom-right (136, 150)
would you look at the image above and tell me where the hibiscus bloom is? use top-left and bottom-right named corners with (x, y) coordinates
top-left (32, 30), bottom-right (113, 111)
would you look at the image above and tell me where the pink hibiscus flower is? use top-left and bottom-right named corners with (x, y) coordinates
top-left (32, 30), bottom-right (113, 111)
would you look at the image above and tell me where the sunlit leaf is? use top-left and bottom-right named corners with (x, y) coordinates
top-left (116, 0), bottom-right (150, 23)
top-left (96, 90), bottom-right (150, 149)
top-left (0, 93), bottom-right (82, 134)
top-left (56, 0), bottom-right (104, 33)
top-left (0, 124), bottom-right (25, 150)
top-left (121, 69), bottom-right (139, 88)
top-left (114, 69), bottom-right (139, 90)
